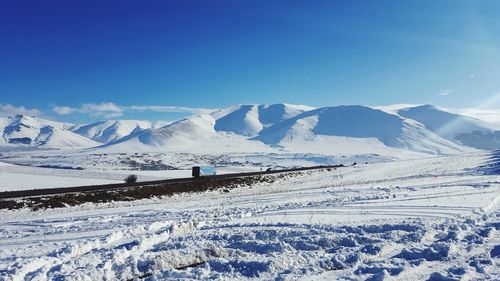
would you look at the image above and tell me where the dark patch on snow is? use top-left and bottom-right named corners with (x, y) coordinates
top-left (469, 258), bottom-right (492, 273)
top-left (427, 272), bottom-right (460, 281)
top-left (355, 264), bottom-right (404, 276)
top-left (7, 137), bottom-right (32, 145)
top-left (490, 245), bottom-right (500, 258)
top-left (226, 241), bottom-right (283, 254)
top-left (208, 260), bottom-right (270, 278)
top-left (477, 149), bottom-right (500, 175)
top-left (394, 242), bottom-right (450, 261)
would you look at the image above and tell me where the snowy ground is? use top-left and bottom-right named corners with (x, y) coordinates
top-left (0, 150), bottom-right (389, 191)
top-left (0, 151), bottom-right (499, 280)
top-left (0, 165), bottom-right (267, 192)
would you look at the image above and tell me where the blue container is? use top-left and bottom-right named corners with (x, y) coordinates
top-left (192, 166), bottom-right (216, 177)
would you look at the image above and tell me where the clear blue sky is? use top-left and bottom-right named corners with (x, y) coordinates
top-left (1, 0), bottom-right (499, 122)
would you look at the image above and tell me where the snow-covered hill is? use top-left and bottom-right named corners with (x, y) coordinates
top-left (71, 120), bottom-right (170, 144)
top-left (398, 105), bottom-right (500, 149)
top-left (212, 104), bottom-right (314, 136)
top-left (99, 104), bottom-right (474, 157)
top-left (102, 114), bottom-right (273, 153)
top-left (1, 103), bottom-right (497, 155)
top-left (100, 103), bottom-right (312, 153)
top-left (254, 105), bottom-right (472, 156)
top-left (0, 115), bottom-right (99, 149)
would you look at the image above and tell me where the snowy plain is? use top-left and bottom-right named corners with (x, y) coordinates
top-left (0, 149), bottom-right (388, 191)
top-left (0, 151), bottom-right (498, 280)
top-left (0, 103), bottom-right (500, 280)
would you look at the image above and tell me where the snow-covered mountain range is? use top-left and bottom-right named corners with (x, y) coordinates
top-left (0, 115), bottom-right (98, 148)
top-left (1, 104), bottom-right (498, 157)
top-left (71, 120), bottom-right (170, 144)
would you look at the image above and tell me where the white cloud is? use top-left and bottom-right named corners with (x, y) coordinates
top-left (52, 105), bottom-right (75, 115)
top-left (52, 102), bottom-right (216, 118)
top-left (0, 103), bottom-right (41, 117)
top-left (82, 103), bottom-right (123, 115)
top-left (52, 102), bottom-right (124, 118)
top-left (129, 105), bottom-right (216, 114)
top-left (437, 89), bottom-right (453, 96)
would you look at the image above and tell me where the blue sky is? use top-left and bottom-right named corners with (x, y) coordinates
top-left (1, 0), bottom-right (500, 123)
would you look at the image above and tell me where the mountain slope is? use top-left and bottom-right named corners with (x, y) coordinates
top-left (0, 115), bottom-right (99, 149)
top-left (100, 104), bottom-right (473, 157)
top-left (71, 120), bottom-right (170, 144)
top-left (99, 103), bottom-right (315, 153)
top-left (100, 114), bottom-right (272, 153)
top-left (255, 106), bottom-right (472, 155)
top-left (398, 105), bottom-right (500, 149)
top-left (212, 104), bottom-right (314, 136)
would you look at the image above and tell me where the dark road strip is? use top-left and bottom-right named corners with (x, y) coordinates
top-left (0, 165), bottom-right (343, 199)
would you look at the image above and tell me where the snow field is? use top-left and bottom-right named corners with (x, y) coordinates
top-left (0, 151), bottom-right (498, 280)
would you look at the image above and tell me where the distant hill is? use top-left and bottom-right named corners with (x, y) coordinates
top-left (2, 103), bottom-right (499, 156)
top-left (0, 115), bottom-right (98, 148)
top-left (398, 104), bottom-right (500, 149)
top-left (98, 104), bottom-right (474, 157)
top-left (71, 120), bottom-right (170, 144)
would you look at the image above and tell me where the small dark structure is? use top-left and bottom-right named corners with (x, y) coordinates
top-left (192, 166), bottom-right (217, 178)
top-left (192, 166), bottom-right (200, 177)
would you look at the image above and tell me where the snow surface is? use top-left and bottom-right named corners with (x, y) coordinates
top-left (0, 154), bottom-right (274, 191)
top-left (0, 151), bottom-right (498, 280)
top-left (0, 162), bottom-right (262, 191)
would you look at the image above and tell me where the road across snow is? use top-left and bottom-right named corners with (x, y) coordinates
top-left (0, 162), bottom-right (262, 192)
top-left (0, 151), bottom-right (498, 280)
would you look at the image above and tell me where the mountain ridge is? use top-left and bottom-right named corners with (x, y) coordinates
top-left (1, 103), bottom-right (498, 156)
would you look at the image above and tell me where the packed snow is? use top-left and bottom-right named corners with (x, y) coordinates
top-left (0, 151), bottom-right (498, 280)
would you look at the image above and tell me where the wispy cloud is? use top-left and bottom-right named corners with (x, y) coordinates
top-left (129, 105), bottom-right (216, 114)
top-left (52, 102), bottom-right (124, 118)
top-left (52, 106), bottom-right (76, 115)
top-left (0, 103), bottom-right (41, 117)
top-left (437, 89), bottom-right (453, 96)
top-left (52, 102), bottom-right (217, 118)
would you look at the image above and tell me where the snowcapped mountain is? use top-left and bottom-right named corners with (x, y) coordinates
top-left (0, 115), bottom-right (99, 148)
top-left (212, 104), bottom-right (314, 136)
top-left (71, 120), bottom-right (170, 144)
top-left (98, 104), bottom-right (474, 157)
top-left (254, 105), bottom-right (471, 155)
top-left (102, 103), bottom-right (313, 153)
top-left (101, 114), bottom-right (272, 153)
top-left (1, 103), bottom-right (496, 156)
top-left (397, 105), bottom-right (500, 149)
